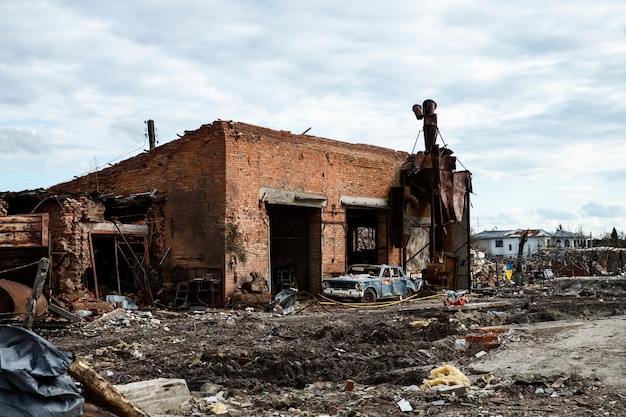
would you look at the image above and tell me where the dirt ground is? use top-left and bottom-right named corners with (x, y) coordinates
top-left (39, 276), bottom-right (626, 417)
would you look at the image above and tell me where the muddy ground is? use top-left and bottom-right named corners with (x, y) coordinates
top-left (39, 277), bottom-right (626, 417)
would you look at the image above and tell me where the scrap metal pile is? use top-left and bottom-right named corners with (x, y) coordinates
top-left (472, 246), bottom-right (626, 288)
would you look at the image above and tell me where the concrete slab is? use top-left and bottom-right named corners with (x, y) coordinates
top-left (114, 378), bottom-right (191, 415)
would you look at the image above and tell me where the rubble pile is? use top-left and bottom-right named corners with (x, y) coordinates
top-left (21, 277), bottom-right (621, 416)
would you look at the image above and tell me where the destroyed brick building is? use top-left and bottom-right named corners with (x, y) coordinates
top-left (1, 107), bottom-right (472, 309)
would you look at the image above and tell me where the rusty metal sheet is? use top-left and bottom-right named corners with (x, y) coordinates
top-left (439, 155), bottom-right (456, 221)
top-left (453, 171), bottom-right (472, 222)
top-left (0, 278), bottom-right (48, 321)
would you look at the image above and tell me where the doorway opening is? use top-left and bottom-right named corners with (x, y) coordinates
top-left (88, 233), bottom-right (152, 299)
top-left (266, 204), bottom-right (321, 294)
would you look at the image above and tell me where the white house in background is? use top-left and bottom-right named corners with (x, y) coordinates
top-left (473, 228), bottom-right (593, 257)
top-left (551, 227), bottom-right (593, 249)
top-left (472, 229), bottom-right (552, 258)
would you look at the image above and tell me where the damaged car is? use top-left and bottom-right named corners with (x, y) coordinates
top-left (321, 264), bottom-right (422, 303)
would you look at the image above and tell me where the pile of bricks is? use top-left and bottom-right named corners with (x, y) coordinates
top-left (464, 327), bottom-right (507, 356)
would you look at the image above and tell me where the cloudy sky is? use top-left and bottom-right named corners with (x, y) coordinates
top-left (1, 1), bottom-right (625, 237)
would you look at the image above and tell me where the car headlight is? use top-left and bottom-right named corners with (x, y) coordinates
top-left (355, 283), bottom-right (361, 291)
top-left (322, 281), bottom-right (328, 289)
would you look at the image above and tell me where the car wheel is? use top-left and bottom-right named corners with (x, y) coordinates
top-left (404, 288), bottom-right (414, 298)
top-left (362, 288), bottom-right (377, 303)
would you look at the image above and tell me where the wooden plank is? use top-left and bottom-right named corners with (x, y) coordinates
top-left (0, 213), bottom-right (48, 247)
top-left (23, 257), bottom-right (49, 329)
top-left (48, 303), bottom-right (82, 322)
top-left (68, 359), bottom-right (150, 417)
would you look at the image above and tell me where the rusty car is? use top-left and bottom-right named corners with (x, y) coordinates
top-left (321, 264), bottom-right (422, 303)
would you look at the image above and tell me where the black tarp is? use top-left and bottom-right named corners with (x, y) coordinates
top-left (0, 325), bottom-right (84, 417)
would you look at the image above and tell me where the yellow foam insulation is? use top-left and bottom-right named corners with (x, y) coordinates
top-left (410, 318), bottom-right (436, 327)
top-left (421, 364), bottom-right (471, 389)
top-left (209, 402), bottom-right (229, 415)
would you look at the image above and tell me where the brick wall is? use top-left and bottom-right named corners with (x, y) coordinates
top-left (51, 120), bottom-right (408, 302)
top-left (221, 121), bottom-right (407, 294)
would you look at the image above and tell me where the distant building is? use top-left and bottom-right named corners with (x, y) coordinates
top-left (551, 227), bottom-right (593, 249)
top-left (472, 229), bottom-right (551, 258)
top-left (473, 228), bottom-right (593, 258)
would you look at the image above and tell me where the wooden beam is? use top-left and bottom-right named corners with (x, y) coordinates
top-left (23, 257), bottom-right (49, 329)
top-left (68, 359), bottom-right (150, 417)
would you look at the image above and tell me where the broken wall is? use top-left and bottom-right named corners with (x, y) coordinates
top-left (50, 128), bottom-right (228, 303)
top-left (36, 197), bottom-right (106, 303)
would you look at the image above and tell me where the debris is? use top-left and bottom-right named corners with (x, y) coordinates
top-left (410, 318), bottom-right (436, 327)
top-left (23, 257), bottom-right (49, 328)
top-left (454, 339), bottom-right (467, 350)
top-left (83, 308), bottom-right (128, 329)
top-left (48, 303), bottom-right (83, 322)
top-left (432, 384), bottom-right (468, 395)
top-left (208, 402), bottom-right (229, 415)
top-left (266, 288), bottom-right (298, 314)
top-left (71, 298), bottom-right (115, 316)
top-left (0, 278), bottom-right (49, 322)
top-left (114, 378), bottom-right (191, 415)
top-left (397, 398), bottom-right (413, 412)
top-left (464, 330), bottom-right (502, 355)
top-left (422, 364), bottom-right (471, 389)
top-left (238, 351), bottom-right (251, 366)
top-left (105, 295), bottom-right (139, 310)
top-left (443, 289), bottom-right (468, 306)
top-left (345, 379), bottom-right (355, 391)
top-left (68, 359), bottom-right (150, 417)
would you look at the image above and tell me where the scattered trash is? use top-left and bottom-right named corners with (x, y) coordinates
top-left (397, 398), bottom-right (413, 412)
top-left (454, 339), bottom-right (467, 350)
top-left (345, 379), bottom-right (355, 392)
top-left (443, 289), bottom-right (468, 306)
top-left (422, 364), bottom-right (470, 389)
top-left (410, 318), bottom-right (436, 327)
top-left (105, 295), bottom-right (139, 310)
top-left (208, 402), bottom-right (229, 415)
top-left (266, 288), bottom-right (298, 314)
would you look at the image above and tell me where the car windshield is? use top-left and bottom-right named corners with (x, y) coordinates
top-left (347, 265), bottom-right (381, 276)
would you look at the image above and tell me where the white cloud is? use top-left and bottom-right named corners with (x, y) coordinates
top-left (1, 0), bottom-right (625, 235)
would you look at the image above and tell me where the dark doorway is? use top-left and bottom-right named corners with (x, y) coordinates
top-left (266, 204), bottom-right (321, 294)
top-left (89, 233), bottom-right (150, 296)
top-left (346, 208), bottom-right (380, 265)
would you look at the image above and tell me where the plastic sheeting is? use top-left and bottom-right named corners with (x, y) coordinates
top-left (268, 288), bottom-right (298, 314)
top-left (0, 325), bottom-right (84, 417)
